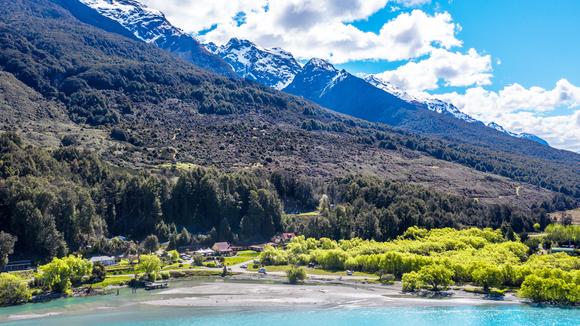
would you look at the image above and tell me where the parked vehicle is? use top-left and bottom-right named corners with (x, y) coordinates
top-left (258, 267), bottom-right (267, 274)
top-left (241, 264), bottom-right (248, 269)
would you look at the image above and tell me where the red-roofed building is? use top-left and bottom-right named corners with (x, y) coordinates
top-left (282, 233), bottom-right (296, 242)
top-left (212, 242), bottom-right (233, 256)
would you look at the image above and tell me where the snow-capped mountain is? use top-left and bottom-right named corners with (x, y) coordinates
top-left (285, 58), bottom-right (417, 124)
top-left (206, 38), bottom-right (302, 90)
top-left (488, 122), bottom-right (549, 146)
top-left (71, 1), bottom-right (549, 147)
top-left (75, 0), bottom-right (233, 76)
top-left (365, 75), bottom-right (478, 123)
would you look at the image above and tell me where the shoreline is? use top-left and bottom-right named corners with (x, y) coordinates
top-left (143, 274), bottom-right (525, 309)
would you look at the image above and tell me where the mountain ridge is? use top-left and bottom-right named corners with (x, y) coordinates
top-left (0, 0), bottom-right (578, 200)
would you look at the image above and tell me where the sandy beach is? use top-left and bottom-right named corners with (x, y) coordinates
top-left (145, 279), bottom-right (523, 308)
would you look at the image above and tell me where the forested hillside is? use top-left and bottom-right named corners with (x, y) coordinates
top-left (0, 0), bottom-right (577, 199)
top-left (0, 0), bottom-right (578, 264)
top-left (1, 133), bottom-right (573, 263)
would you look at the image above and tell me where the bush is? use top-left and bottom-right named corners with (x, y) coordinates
top-left (192, 255), bottom-right (204, 266)
top-left (379, 273), bottom-right (395, 285)
top-left (287, 266), bottom-right (307, 284)
top-left (135, 255), bottom-right (161, 281)
top-left (0, 274), bottom-right (31, 306)
top-left (90, 263), bottom-right (107, 283)
top-left (159, 271), bottom-right (170, 280)
top-left (402, 271), bottom-right (420, 292)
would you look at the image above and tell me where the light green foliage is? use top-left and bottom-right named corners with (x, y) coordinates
top-left (135, 255), bottom-right (162, 281)
top-left (471, 263), bottom-right (504, 291)
top-left (519, 269), bottom-right (580, 304)
top-left (286, 266), bottom-right (307, 284)
top-left (258, 245), bottom-right (288, 265)
top-left (416, 265), bottom-right (454, 291)
top-left (0, 273), bottom-right (31, 305)
top-left (402, 271), bottom-right (420, 292)
top-left (264, 227), bottom-right (580, 303)
top-left (39, 255), bottom-right (92, 294)
top-left (167, 250), bottom-right (179, 263)
top-left (544, 224), bottom-right (579, 246)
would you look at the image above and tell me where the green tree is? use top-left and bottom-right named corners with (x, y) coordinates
top-left (402, 271), bottom-right (420, 292)
top-left (0, 273), bottom-right (31, 306)
top-left (136, 255), bottom-right (161, 281)
top-left (142, 235), bottom-right (160, 253)
top-left (0, 232), bottom-right (16, 269)
top-left (472, 263), bottom-right (504, 292)
top-left (417, 265), bottom-right (454, 292)
top-left (287, 266), bottom-right (307, 284)
top-left (39, 255), bottom-right (92, 294)
top-left (167, 250), bottom-right (179, 263)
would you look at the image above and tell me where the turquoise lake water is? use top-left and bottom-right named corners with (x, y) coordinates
top-left (0, 283), bottom-right (577, 326)
top-left (1, 304), bottom-right (578, 326)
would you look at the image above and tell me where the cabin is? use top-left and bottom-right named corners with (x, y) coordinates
top-left (89, 256), bottom-right (117, 266)
top-left (194, 248), bottom-right (215, 257)
top-left (2, 260), bottom-right (32, 272)
top-left (249, 242), bottom-right (277, 252)
top-left (282, 233), bottom-right (296, 242)
top-left (212, 242), bottom-right (233, 256)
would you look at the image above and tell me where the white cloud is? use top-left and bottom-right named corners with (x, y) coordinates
top-left (374, 48), bottom-right (492, 91)
top-left (393, 0), bottom-right (432, 7)
top-left (436, 79), bottom-right (580, 152)
top-left (141, 1), bottom-right (459, 63)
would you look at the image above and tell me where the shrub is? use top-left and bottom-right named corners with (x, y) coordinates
top-left (135, 255), bottom-right (161, 281)
top-left (0, 274), bottom-right (31, 306)
top-left (159, 271), bottom-right (170, 280)
top-left (402, 271), bottom-right (420, 292)
top-left (287, 266), bottom-right (307, 284)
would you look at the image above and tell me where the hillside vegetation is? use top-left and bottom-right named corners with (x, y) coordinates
top-left (0, 133), bottom-right (573, 263)
top-left (258, 227), bottom-right (580, 304)
top-left (0, 0), bottom-right (577, 200)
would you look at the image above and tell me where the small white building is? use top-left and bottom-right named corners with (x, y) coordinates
top-left (194, 248), bottom-right (215, 257)
top-left (89, 256), bottom-right (117, 266)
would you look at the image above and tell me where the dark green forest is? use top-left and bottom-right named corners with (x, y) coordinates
top-left (0, 133), bottom-right (575, 265)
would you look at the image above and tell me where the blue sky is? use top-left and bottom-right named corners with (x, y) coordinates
top-left (142, 0), bottom-right (579, 151)
top-left (342, 0), bottom-right (580, 93)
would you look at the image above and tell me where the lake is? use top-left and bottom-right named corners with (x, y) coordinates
top-left (0, 281), bottom-right (577, 326)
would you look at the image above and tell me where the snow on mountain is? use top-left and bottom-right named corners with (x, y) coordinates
top-left (207, 38), bottom-right (302, 90)
top-left (365, 75), bottom-right (478, 123)
top-left (487, 122), bottom-right (549, 146)
top-left (78, 0), bottom-right (178, 43)
top-left (76, 0), bottom-right (233, 76)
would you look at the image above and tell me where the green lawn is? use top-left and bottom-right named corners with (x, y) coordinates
top-left (90, 275), bottom-right (133, 288)
top-left (223, 251), bottom-right (259, 266)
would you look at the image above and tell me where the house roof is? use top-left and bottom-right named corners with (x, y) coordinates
top-left (89, 256), bottom-right (115, 262)
top-left (212, 242), bottom-right (232, 252)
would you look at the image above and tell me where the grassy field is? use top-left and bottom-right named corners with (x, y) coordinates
top-left (223, 250), bottom-right (259, 266)
top-left (90, 275), bottom-right (133, 288)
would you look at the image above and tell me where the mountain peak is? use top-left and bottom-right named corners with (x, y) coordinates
top-left (304, 58), bottom-right (337, 72)
top-left (208, 38), bottom-right (302, 90)
top-left (76, 0), bottom-right (233, 76)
